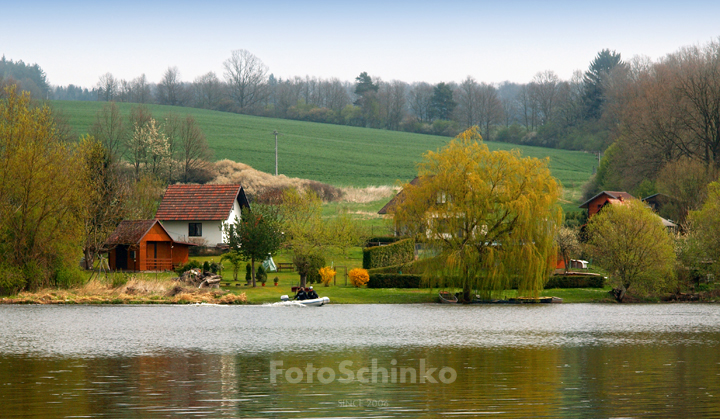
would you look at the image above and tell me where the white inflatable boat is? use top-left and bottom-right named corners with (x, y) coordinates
top-left (280, 295), bottom-right (330, 306)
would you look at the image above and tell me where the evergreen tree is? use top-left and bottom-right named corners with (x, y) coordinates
top-left (583, 49), bottom-right (622, 119)
top-left (430, 82), bottom-right (456, 120)
top-left (354, 71), bottom-right (378, 96)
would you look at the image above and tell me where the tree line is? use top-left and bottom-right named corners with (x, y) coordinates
top-left (43, 48), bottom-right (626, 152)
top-left (0, 56), bottom-right (51, 99)
top-left (586, 39), bottom-right (720, 223)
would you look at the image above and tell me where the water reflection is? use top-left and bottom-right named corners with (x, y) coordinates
top-left (1, 304), bottom-right (719, 417)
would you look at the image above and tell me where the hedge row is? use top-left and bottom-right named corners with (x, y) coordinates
top-left (545, 274), bottom-right (605, 289)
top-left (368, 273), bottom-right (423, 288)
top-left (364, 236), bottom-right (401, 247)
top-left (362, 238), bottom-right (415, 269)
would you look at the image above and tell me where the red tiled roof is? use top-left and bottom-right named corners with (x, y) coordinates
top-left (579, 191), bottom-right (635, 209)
top-left (155, 184), bottom-right (242, 221)
top-left (105, 220), bottom-right (158, 245)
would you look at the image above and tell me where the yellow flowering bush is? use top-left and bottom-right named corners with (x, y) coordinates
top-left (348, 268), bottom-right (370, 288)
top-left (319, 266), bottom-right (336, 287)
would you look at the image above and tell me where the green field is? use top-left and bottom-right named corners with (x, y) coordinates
top-left (52, 101), bottom-right (597, 200)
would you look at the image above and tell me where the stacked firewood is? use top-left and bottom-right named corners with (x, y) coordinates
top-left (174, 268), bottom-right (222, 288)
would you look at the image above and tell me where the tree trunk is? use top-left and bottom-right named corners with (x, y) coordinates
top-left (84, 248), bottom-right (94, 270)
top-left (612, 286), bottom-right (626, 302)
top-left (462, 266), bottom-right (472, 303)
top-left (251, 257), bottom-right (256, 287)
top-left (300, 274), bottom-right (307, 288)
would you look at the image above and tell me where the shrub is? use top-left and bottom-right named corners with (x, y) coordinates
top-left (349, 268), bottom-right (370, 287)
top-left (221, 252), bottom-right (243, 280)
top-left (319, 266), bottom-right (336, 287)
top-left (52, 265), bottom-right (84, 289)
top-left (175, 260), bottom-right (202, 275)
top-left (209, 261), bottom-right (223, 274)
top-left (301, 254), bottom-right (325, 285)
top-left (0, 263), bottom-right (25, 296)
top-left (256, 265), bottom-right (267, 283)
top-left (305, 180), bottom-right (344, 202)
top-left (544, 274), bottom-right (605, 289)
top-left (112, 273), bottom-right (130, 288)
top-left (22, 260), bottom-right (46, 291)
top-left (245, 263), bottom-right (252, 282)
top-left (202, 261), bottom-right (210, 273)
top-left (363, 238), bottom-right (415, 269)
top-left (368, 274), bottom-right (422, 288)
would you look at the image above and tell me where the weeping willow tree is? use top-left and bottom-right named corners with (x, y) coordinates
top-left (392, 127), bottom-right (562, 302)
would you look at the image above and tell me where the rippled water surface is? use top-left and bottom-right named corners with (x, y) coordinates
top-left (1, 304), bottom-right (719, 417)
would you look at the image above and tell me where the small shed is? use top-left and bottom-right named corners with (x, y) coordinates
top-left (105, 220), bottom-right (194, 271)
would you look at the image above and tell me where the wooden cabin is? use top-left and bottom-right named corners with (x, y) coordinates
top-left (579, 191), bottom-right (635, 218)
top-left (105, 220), bottom-right (194, 271)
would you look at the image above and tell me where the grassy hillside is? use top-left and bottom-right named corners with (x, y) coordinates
top-left (52, 101), bottom-right (596, 197)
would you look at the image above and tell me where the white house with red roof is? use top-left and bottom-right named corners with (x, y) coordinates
top-left (155, 184), bottom-right (250, 247)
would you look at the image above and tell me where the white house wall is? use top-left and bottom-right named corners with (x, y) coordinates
top-left (227, 198), bottom-right (242, 226)
top-left (158, 197), bottom-right (243, 247)
top-left (161, 220), bottom-right (225, 246)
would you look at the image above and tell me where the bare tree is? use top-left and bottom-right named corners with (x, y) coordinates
top-left (530, 70), bottom-right (561, 125)
top-left (118, 79), bottom-right (132, 102)
top-left (456, 76), bottom-right (480, 128)
top-left (517, 84), bottom-right (538, 130)
top-left (192, 72), bottom-right (223, 110)
top-left (476, 83), bottom-right (502, 140)
top-left (157, 66), bottom-right (183, 106)
top-left (178, 115), bottom-right (212, 182)
top-left (89, 102), bottom-right (127, 162)
top-left (273, 77), bottom-right (303, 118)
top-left (557, 70), bottom-right (585, 126)
top-left (223, 49), bottom-right (269, 113)
top-left (126, 105), bottom-right (153, 178)
top-left (497, 82), bottom-right (522, 127)
top-left (131, 74), bottom-right (151, 103)
top-left (408, 82), bottom-right (433, 123)
top-left (324, 78), bottom-right (350, 112)
top-left (378, 80), bottom-right (407, 130)
top-left (96, 72), bottom-right (118, 101)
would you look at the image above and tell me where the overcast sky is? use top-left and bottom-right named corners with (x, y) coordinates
top-left (2, 0), bottom-right (719, 88)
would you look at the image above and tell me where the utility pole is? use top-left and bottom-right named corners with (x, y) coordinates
top-left (274, 130), bottom-right (278, 176)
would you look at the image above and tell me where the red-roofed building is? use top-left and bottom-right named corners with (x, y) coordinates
top-left (155, 184), bottom-right (251, 246)
top-left (579, 191), bottom-right (635, 218)
top-left (104, 220), bottom-right (194, 271)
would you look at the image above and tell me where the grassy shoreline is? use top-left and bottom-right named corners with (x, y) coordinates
top-left (0, 278), bottom-right (618, 305)
top-left (6, 282), bottom-right (720, 304)
top-left (3, 252), bottom-right (707, 305)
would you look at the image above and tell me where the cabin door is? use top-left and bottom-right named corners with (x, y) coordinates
top-left (116, 245), bottom-right (128, 270)
top-left (146, 242), bottom-right (158, 270)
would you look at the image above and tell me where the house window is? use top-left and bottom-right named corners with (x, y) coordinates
top-left (189, 223), bottom-right (202, 237)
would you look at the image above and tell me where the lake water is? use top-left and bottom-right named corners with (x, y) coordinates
top-left (1, 303), bottom-right (719, 418)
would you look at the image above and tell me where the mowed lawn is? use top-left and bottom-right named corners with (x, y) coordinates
top-left (52, 101), bottom-right (597, 196)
